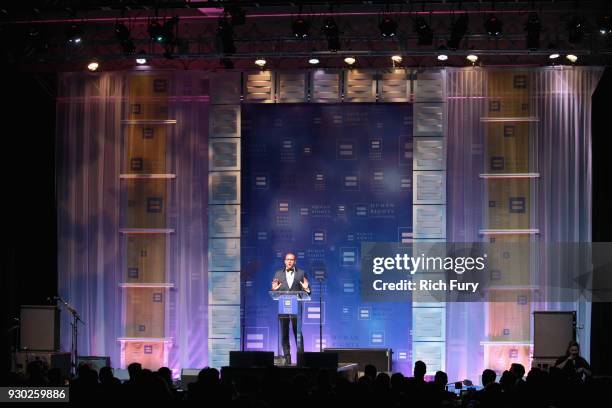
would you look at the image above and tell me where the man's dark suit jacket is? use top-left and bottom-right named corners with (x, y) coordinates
top-left (272, 267), bottom-right (311, 293)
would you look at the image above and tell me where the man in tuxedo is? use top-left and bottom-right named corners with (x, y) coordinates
top-left (271, 252), bottom-right (310, 365)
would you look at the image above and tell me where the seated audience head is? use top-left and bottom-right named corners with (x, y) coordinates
top-left (127, 362), bottom-right (142, 380)
top-left (414, 360), bottom-right (427, 381)
top-left (565, 340), bottom-right (581, 357)
top-left (364, 364), bottom-right (377, 380)
top-left (482, 369), bottom-right (497, 387)
top-left (434, 371), bottom-right (448, 390)
top-left (510, 363), bottom-right (525, 381)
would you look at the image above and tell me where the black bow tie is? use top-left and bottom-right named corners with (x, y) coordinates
top-left (286, 268), bottom-right (294, 273)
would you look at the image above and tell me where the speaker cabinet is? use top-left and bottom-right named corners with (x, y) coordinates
top-left (229, 351), bottom-right (274, 368)
top-left (323, 348), bottom-right (392, 372)
top-left (20, 305), bottom-right (60, 351)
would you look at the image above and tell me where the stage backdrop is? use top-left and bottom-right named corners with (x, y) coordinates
top-left (241, 103), bottom-right (414, 372)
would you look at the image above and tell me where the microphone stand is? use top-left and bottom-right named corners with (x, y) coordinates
top-left (316, 276), bottom-right (325, 352)
top-left (54, 296), bottom-right (84, 375)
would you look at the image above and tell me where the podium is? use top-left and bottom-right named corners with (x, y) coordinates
top-left (269, 290), bottom-right (310, 363)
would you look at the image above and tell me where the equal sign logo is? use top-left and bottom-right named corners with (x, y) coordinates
top-left (255, 175), bottom-right (268, 189)
top-left (371, 332), bottom-right (385, 345)
top-left (313, 267), bottom-right (326, 281)
top-left (144, 345), bottom-right (153, 354)
top-left (372, 170), bottom-right (384, 189)
top-left (400, 176), bottom-right (412, 190)
top-left (403, 141), bottom-right (413, 160)
top-left (355, 204), bottom-right (368, 217)
top-left (314, 173), bottom-right (326, 190)
top-left (314, 337), bottom-right (328, 350)
top-left (303, 146), bottom-right (312, 155)
top-left (246, 333), bottom-right (264, 350)
top-left (306, 305), bottom-right (321, 320)
top-left (337, 204), bottom-right (346, 216)
top-left (509, 197), bottom-right (526, 213)
top-left (399, 228), bottom-right (413, 243)
top-left (313, 230), bottom-right (326, 243)
top-left (370, 139), bottom-right (381, 151)
top-left (358, 307), bottom-right (371, 320)
top-left (397, 350), bottom-right (409, 361)
top-left (257, 231), bottom-right (268, 241)
top-left (341, 248), bottom-right (357, 265)
top-left (300, 207), bottom-right (310, 216)
top-left (282, 140), bottom-right (293, 149)
top-left (278, 201), bottom-right (290, 213)
top-left (337, 140), bottom-right (356, 159)
top-left (344, 174), bottom-right (359, 190)
top-left (343, 282), bottom-right (355, 293)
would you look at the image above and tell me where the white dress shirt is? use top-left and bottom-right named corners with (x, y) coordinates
top-left (285, 268), bottom-right (295, 289)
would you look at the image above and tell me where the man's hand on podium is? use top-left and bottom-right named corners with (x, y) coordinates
top-left (271, 278), bottom-right (281, 291)
top-left (299, 277), bottom-right (310, 293)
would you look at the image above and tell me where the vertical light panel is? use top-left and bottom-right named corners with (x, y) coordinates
top-left (120, 73), bottom-right (174, 370)
top-left (208, 72), bottom-right (242, 368)
top-left (412, 70), bottom-right (447, 375)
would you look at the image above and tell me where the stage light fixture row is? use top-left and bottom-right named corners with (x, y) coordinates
top-left (66, 23), bottom-right (83, 45)
top-left (292, 17), bottom-right (310, 38)
top-left (379, 16), bottom-right (398, 37)
top-left (484, 14), bottom-right (503, 37)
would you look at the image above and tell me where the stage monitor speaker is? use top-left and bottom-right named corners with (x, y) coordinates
top-left (76, 356), bottom-right (110, 372)
top-left (13, 351), bottom-right (71, 378)
top-left (533, 311), bottom-right (576, 358)
top-left (323, 348), bottom-right (392, 372)
top-left (297, 352), bottom-right (338, 369)
top-left (20, 305), bottom-right (60, 351)
top-left (181, 368), bottom-right (201, 390)
top-left (229, 351), bottom-right (274, 368)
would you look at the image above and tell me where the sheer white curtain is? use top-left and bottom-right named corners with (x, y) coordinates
top-left (56, 71), bottom-right (210, 370)
top-left (56, 73), bottom-right (124, 363)
top-left (445, 67), bottom-right (602, 382)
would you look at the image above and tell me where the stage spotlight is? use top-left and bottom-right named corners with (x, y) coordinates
top-left (566, 54), bottom-right (578, 63)
top-left (549, 53), bottom-right (560, 59)
top-left (136, 51), bottom-right (147, 64)
top-left (255, 58), bottom-right (267, 68)
top-left (437, 45), bottom-right (449, 61)
top-left (66, 23), bottom-right (83, 45)
top-left (292, 17), bottom-right (310, 38)
top-left (322, 16), bottom-right (341, 52)
top-left (379, 16), bottom-right (398, 37)
top-left (391, 55), bottom-right (403, 63)
top-left (217, 17), bottom-right (236, 54)
top-left (87, 59), bottom-right (99, 71)
top-left (308, 57), bottom-right (320, 65)
top-left (567, 15), bottom-right (585, 43)
top-left (466, 54), bottom-right (478, 63)
top-left (484, 14), bottom-right (503, 37)
top-left (344, 56), bottom-right (356, 66)
top-left (115, 22), bottom-right (135, 54)
top-left (525, 12), bottom-right (541, 50)
top-left (414, 16), bottom-right (434, 45)
top-left (597, 15), bottom-right (611, 36)
top-left (448, 13), bottom-right (469, 50)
